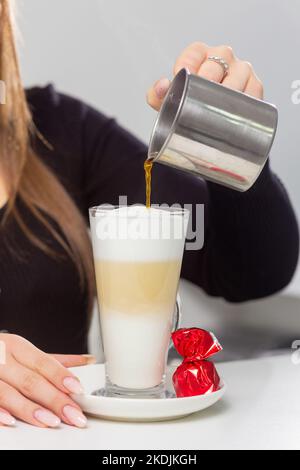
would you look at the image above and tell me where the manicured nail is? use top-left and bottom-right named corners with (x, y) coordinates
top-left (154, 78), bottom-right (170, 100)
top-left (63, 405), bottom-right (87, 428)
top-left (34, 409), bottom-right (61, 428)
top-left (82, 354), bottom-right (97, 365)
top-left (0, 411), bottom-right (16, 427)
top-left (63, 377), bottom-right (84, 395)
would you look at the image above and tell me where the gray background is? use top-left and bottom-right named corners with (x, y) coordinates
top-left (17, 1), bottom-right (300, 353)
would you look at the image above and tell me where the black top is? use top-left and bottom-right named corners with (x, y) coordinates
top-left (0, 85), bottom-right (298, 354)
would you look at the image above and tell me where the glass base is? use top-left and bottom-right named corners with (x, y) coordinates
top-left (92, 378), bottom-right (174, 399)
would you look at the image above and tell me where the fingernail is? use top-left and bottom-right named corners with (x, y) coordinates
top-left (0, 411), bottom-right (16, 427)
top-left (154, 78), bottom-right (170, 99)
top-left (82, 354), bottom-right (97, 365)
top-left (34, 409), bottom-right (61, 428)
top-left (63, 376), bottom-right (84, 395)
top-left (63, 405), bottom-right (87, 428)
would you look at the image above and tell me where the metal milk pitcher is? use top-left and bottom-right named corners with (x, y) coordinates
top-left (148, 68), bottom-right (278, 191)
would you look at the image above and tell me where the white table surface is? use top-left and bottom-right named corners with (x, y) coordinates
top-left (0, 354), bottom-right (299, 450)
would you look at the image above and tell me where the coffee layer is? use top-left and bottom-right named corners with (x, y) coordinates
top-left (95, 259), bottom-right (181, 315)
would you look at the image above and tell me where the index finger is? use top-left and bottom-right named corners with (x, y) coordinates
top-left (12, 338), bottom-right (84, 395)
top-left (174, 42), bottom-right (208, 75)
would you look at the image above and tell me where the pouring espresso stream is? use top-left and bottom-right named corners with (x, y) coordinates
top-left (144, 158), bottom-right (154, 208)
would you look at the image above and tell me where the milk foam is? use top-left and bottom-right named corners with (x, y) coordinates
top-left (90, 205), bottom-right (189, 262)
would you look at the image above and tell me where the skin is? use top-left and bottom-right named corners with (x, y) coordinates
top-left (0, 169), bottom-right (7, 208)
top-left (0, 42), bottom-right (264, 428)
top-left (147, 42), bottom-right (263, 110)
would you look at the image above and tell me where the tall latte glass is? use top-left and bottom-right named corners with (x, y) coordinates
top-left (89, 205), bottom-right (189, 398)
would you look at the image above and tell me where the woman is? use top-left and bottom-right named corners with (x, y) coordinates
top-left (0, 0), bottom-right (298, 429)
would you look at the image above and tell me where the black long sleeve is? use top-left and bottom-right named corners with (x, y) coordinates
top-left (0, 84), bottom-right (298, 354)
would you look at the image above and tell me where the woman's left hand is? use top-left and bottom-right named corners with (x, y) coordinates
top-left (147, 42), bottom-right (264, 111)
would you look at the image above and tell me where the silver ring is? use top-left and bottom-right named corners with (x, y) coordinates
top-left (207, 55), bottom-right (229, 78)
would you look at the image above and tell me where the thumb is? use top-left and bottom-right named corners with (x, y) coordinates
top-left (50, 354), bottom-right (97, 368)
top-left (147, 77), bottom-right (170, 111)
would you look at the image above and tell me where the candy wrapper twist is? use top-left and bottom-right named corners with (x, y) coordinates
top-left (171, 328), bottom-right (223, 398)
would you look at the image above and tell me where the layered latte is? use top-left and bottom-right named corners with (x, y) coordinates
top-left (90, 205), bottom-right (188, 391)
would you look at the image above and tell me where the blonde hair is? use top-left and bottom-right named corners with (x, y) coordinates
top-left (0, 0), bottom-right (95, 311)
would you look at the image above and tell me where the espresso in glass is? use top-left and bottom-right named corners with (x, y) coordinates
top-left (89, 205), bottom-right (189, 397)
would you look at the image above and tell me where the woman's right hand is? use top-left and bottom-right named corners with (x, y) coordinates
top-left (0, 333), bottom-right (94, 428)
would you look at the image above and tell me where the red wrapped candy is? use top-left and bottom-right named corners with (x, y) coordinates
top-left (172, 328), bottom-right (223, 398)
top-left (172, 328), bottom-right (222, 361)
top-left (173, 360), bottom-right (220, 397)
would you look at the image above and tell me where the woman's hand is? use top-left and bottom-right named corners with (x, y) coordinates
top-left (0, 333), bottom-right (95, 428)
top-left (147, 42), bottom-right (264, 110)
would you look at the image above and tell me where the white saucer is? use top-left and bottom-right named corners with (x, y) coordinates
top-left (71, 364), bottom-right (226, 422)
